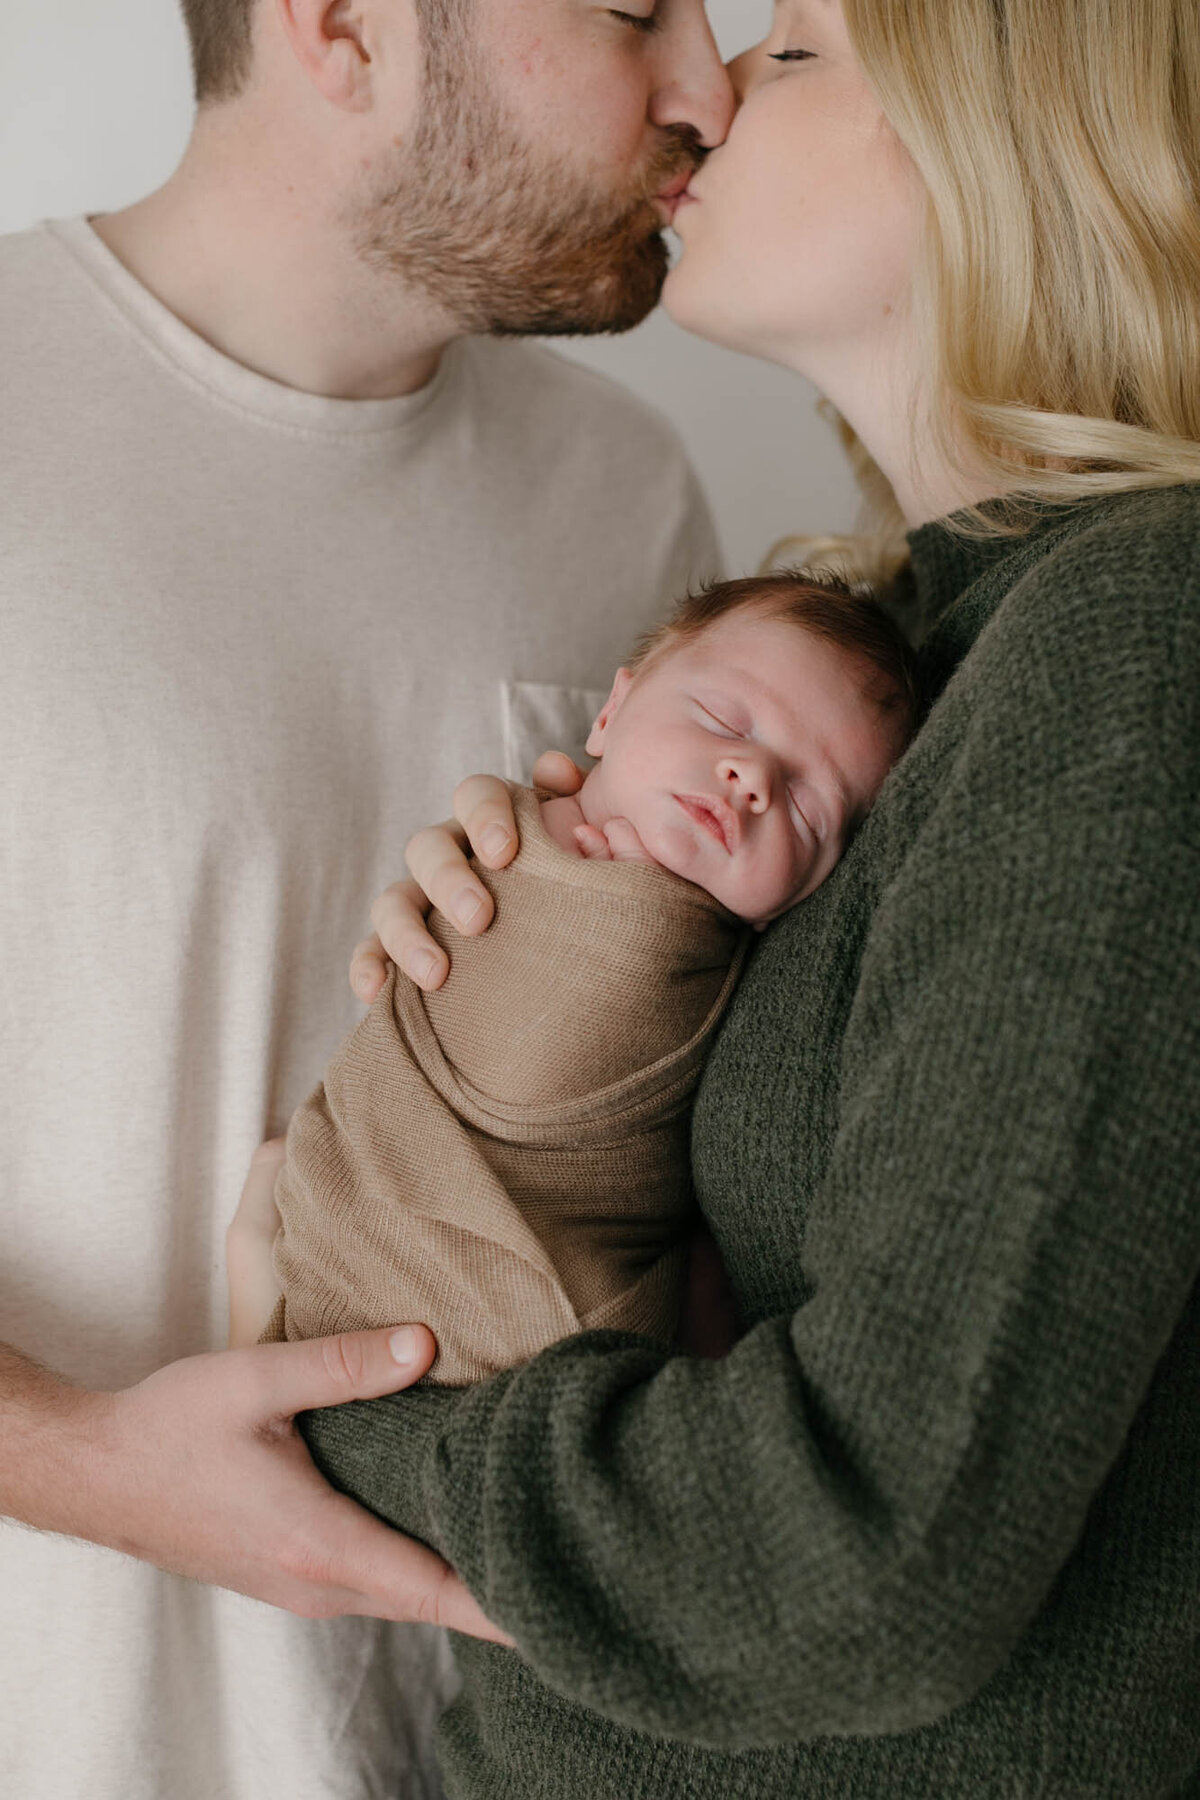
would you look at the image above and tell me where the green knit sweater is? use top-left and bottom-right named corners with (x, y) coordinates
top-left (303, 486), bottom-right (1200, 1798)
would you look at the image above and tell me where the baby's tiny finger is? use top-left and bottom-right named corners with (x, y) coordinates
top-left (572, 824), bottom-right (612, 861)
top-left (602, 818), bottom-right (652, 863)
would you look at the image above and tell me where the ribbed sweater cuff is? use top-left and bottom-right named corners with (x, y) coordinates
top-left (300, 1382), bottom-right (473, 1555)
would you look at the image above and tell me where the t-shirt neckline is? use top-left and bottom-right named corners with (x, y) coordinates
top-left (42, 214), bottom-right (463, 439)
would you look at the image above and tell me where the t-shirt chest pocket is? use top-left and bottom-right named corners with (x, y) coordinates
top-left (501, 678), bottom-right (610, 786)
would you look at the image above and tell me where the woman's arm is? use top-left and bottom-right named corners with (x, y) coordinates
top-left (307, 575), bottom-right (1200, 1745)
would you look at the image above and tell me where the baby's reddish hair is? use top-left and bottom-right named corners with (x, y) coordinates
top-left (629, 571), bottom-right (922, 740)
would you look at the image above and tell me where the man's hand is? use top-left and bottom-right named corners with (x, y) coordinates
top-left (1, 1330), bottom-right (511, 1644)
top-left (351, 753), bottom-right (584, 1002)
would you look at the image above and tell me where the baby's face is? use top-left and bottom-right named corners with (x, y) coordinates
top-left (582, 610), bottom-right (905, 924)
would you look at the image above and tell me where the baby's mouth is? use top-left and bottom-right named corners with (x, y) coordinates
top-left (674, 793), bottom-right (738, 854)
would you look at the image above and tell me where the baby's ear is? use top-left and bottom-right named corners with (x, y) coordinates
top-left (585, 667), bottom-right (635, 759)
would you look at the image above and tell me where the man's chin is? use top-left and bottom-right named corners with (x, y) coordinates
top-left (485, 230), bottom-right (669, 340)
top-left (502, 285), bottom-right (664, 340)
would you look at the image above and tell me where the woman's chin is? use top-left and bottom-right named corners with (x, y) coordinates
top-left (661, 263), bottom-right (746, 353)
top-left (662, 270), bottom-right (803, 374)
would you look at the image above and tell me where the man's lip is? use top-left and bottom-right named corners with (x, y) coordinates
top-left (652, 170), bottom-right (699, 222)
top-left (674, 793), bottom-right (739, 853)
top-left (656, 170), bottom-right (696, 201)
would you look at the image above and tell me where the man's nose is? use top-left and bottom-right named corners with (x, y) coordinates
top-left (718, 754), bottom-right (772, 813)
top-left (648, 6), bottom-right (736, 149)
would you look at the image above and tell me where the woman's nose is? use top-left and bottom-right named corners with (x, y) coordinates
top-left (718, 755), bottom-right (772, 813)
top-left (726, 44), bottom-right (758, 107)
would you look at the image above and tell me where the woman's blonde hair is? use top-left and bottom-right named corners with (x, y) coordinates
top-left (773, 0), bottom-right (1200, 583)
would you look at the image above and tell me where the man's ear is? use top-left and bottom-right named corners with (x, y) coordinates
top-left (585, 667), bottom-right (635, 759)
top-left (275, 0), bottom-right (378, 111)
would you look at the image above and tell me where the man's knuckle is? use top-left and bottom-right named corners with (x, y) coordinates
top-left (415, 1565), bottom-right (451, 1629)
top-left (405, 826), bottom-right (443, 866)
top-left (320, 1334), bottom-right (367, 1389)
top-left (451, 775), bottom-right (485, 813)
top-left (277, 1534), bottom-right (329, 1591)
top-left (370, 889), bottom-right (402, 933)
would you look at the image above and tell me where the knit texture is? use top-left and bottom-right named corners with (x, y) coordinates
top-left (269, 785), bottom-right (747, 1380)
top-left (303, 487), bottom-right (1200, 1797)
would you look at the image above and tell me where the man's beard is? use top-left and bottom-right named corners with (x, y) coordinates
top-left (353, 28), bottom-right (702, 337)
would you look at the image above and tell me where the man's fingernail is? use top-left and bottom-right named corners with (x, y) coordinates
top-left (453, 889), bottom-right (484, 929)
top-left (404, 949), bottom-right (440, 985)
top-left (481, 826), bottom-right (511, 860)
top-left (390, 1327), bottom-right (418, 1364)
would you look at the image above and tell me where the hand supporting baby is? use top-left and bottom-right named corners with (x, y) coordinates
top-left (352, 756), bottom-right (580, 1001)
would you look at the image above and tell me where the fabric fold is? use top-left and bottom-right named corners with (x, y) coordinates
top-left (268, 786), bottom-right (750, 1381)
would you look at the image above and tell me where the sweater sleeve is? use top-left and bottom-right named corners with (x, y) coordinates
top-left (301, 539), bottom-right (1200, 1747)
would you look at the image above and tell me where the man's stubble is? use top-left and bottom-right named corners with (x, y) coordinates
top-left (354, 14), bottom-right (703, 337)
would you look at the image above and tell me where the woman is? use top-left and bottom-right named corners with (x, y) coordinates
top-left (303, 1), bottom-right (1200, 1792)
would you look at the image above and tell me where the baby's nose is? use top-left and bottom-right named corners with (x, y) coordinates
top-left (719, 756), bottom-right (771, 811)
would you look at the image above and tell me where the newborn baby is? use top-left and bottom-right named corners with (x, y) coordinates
top-left (230, 573), bottom-right (918, 1379)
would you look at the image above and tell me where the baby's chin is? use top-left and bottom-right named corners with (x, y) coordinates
top-left (638, 826), bottom-right (798, 924)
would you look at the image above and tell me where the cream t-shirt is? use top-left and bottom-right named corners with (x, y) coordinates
top-left (0, 217), bottom-right (719, 1800)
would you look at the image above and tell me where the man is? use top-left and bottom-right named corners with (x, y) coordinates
top-left (0, 2), bottom-right (732, 1795)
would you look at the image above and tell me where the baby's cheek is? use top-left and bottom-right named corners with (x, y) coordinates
top-left (649, 818), bottom-right (705, 879)
top-left (757, 843), bottom-right (816, 919)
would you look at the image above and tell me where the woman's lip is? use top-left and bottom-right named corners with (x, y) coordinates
top-left (675, 793), bottom-right (738, 853)
top-left (656, 170), bottom-right (695, 201)
top-left (653, 172), bottom-right (699, 223)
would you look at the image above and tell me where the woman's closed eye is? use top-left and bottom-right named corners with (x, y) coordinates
top-left (770, 49), bottom-right (817, 63)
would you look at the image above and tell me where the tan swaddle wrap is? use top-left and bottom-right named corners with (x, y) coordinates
top-left (265, 786), bottom-right (750, 1382)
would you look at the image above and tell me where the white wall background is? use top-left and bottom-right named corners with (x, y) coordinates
top-left (0, 1), bottom-right (859, 574)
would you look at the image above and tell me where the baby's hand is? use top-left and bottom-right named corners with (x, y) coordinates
top-left (572, 822), bottom-right (612, 860)
top-left (572, 817), bottom-right (653, 864)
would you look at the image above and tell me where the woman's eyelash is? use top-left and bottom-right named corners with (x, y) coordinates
top-left (610, 9), bottom-right (661, 33)
top-left (770, 49), bottom-right (817, 63)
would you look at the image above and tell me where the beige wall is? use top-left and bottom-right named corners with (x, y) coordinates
top-left (0, 1), bottom-right (859, 573)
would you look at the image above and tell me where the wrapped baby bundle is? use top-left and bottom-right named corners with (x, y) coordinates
top-left (265, 785), bottom-right (749, 1382)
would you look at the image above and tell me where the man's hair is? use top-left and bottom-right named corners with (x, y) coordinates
top-left (179, 0), bottom-right (256, 104)
top-left (629, 572), bottom-right (922, 740)
top-left (179, 0), bottom-right (465, 104)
